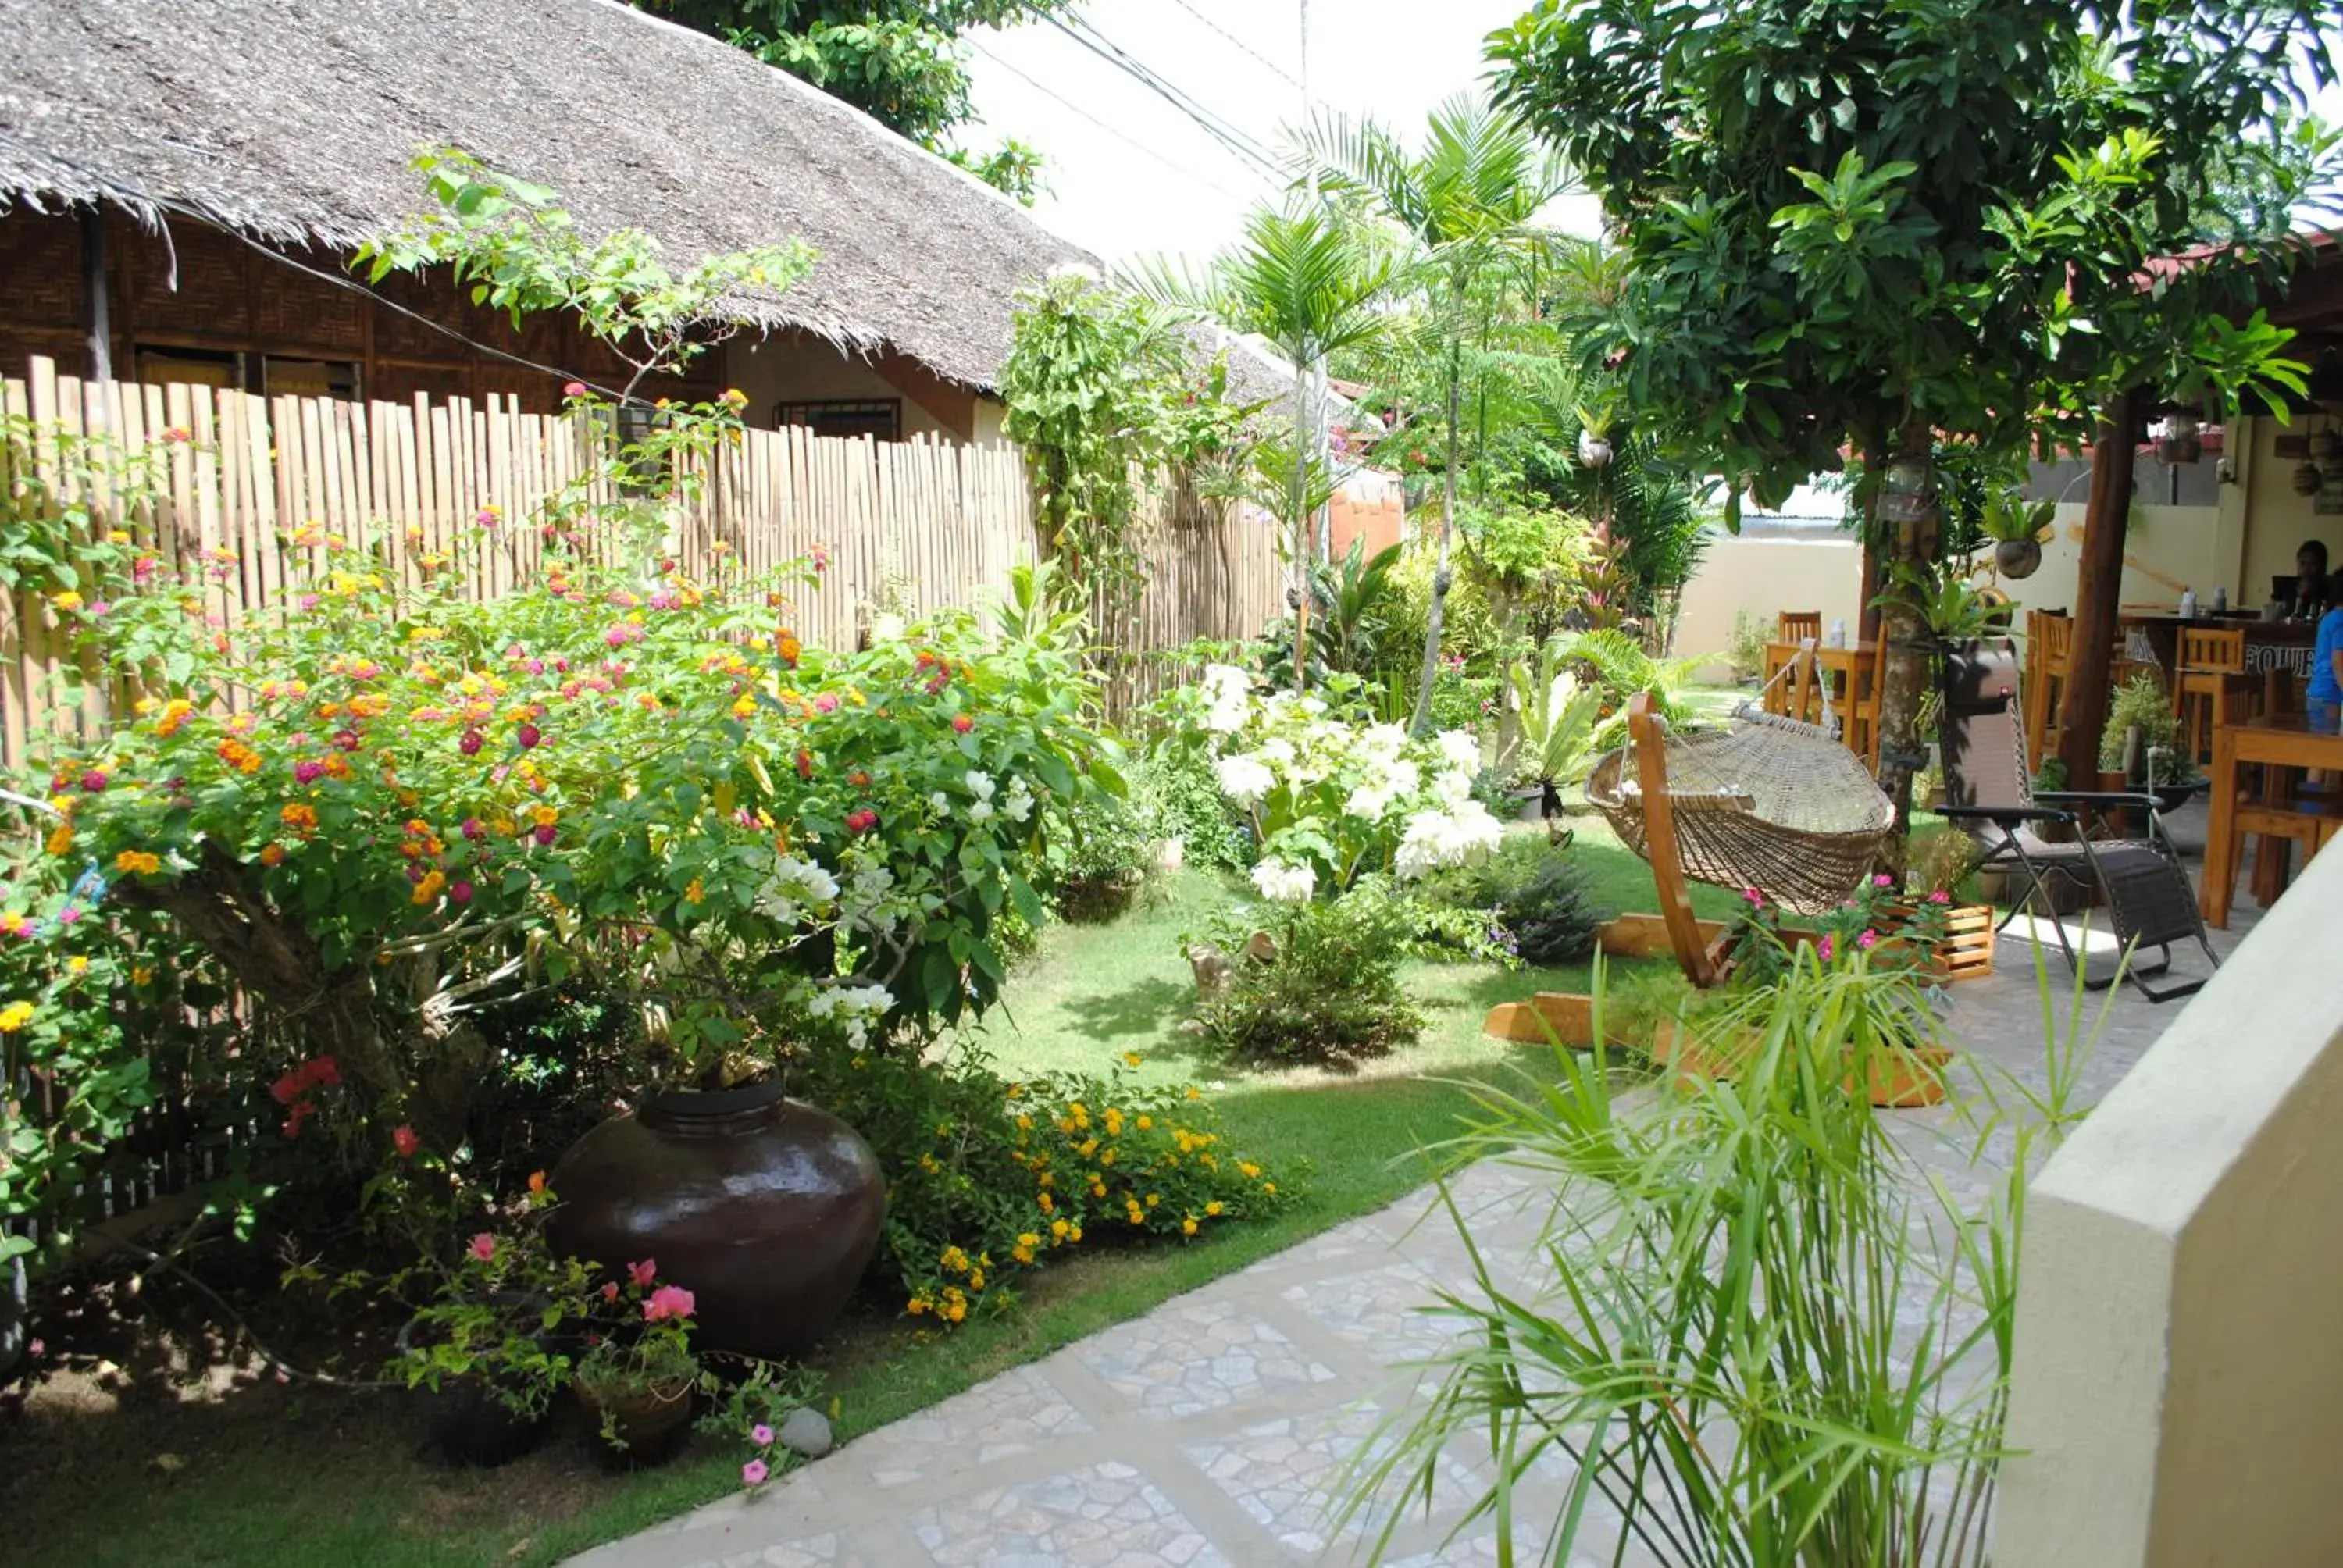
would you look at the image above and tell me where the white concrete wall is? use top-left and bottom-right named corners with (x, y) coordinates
top-left (1671, 531), bottom-right (1865, 678)
top-left (1994, 844), bottom-right (2343, 1566)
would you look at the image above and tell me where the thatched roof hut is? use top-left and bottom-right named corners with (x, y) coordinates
top-left (0, 0), bottom-right (1236, 397)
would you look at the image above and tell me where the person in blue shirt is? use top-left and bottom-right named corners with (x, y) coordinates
top-left (2310, 571), bottom-right (2343, 733)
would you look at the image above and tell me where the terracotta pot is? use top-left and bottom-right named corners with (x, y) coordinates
top-left (1845, 1044), bottom-right (1953, 1109)
top-left (579, 1376), bottom-right (696, 1462)
top-left (549, 1082), bottom-right (885, 1363)
top-left (2095, 771), bottom-right (2133, 836)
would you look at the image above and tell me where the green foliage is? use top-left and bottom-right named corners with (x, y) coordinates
top-left (1421, 836), bottom-right (1603, 966)
top-left (1130, 742), bottom-right (1247, 874)
top-left (373, 1192), bottom-right (592, 1421)
top-left (781, 1039), bottom-right (1292, 1322)
top-left (1308, 540), bottom-right (1407, 679)
top-left (1726, 608), bottom-right (1769, 680)
top-left (2100, 671), bottom-right (2183, 777)
top-left (1194, 883), bottom-right (1425, 1064)
top-left (354, 148), bottom-right (813, 391)
top-left (1882, 561), bottom-right (2002, 642)
top-left (1504, 635), bottom-right (1604, 793)
top-left (1341, 953), bottom-right (2095, 1566)
top-left (1489, 0), bottom-right (2336, 500)
top-left (1978, 487), bottom-right (2056, 546)
top-left (1045, 789), bottom-right (1151, 924)
top-left (1554, 627), bottom-right (1710, 741)
top-left (651, 1), bottom-right (1065, 197)
top-left (1000, 270), bottom-right (1248, 674)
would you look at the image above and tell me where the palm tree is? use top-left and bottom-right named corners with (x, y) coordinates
top-left (1129, 202), bottom-right (1399, 687)
top-left (1296, 94), bottom-right (1574, 732)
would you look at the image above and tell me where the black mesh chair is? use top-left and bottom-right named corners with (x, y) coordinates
top-left (1937, 640), bottom-right (2216, 1002)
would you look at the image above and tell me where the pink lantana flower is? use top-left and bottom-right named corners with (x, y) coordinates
top-left (1928, 889), bottom-right (1951, 903)
top-left (467, 1233), bottom-right (497, 1263)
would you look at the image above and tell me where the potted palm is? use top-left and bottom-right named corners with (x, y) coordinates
top-left (1503, 636), bottom-right (1604, 822)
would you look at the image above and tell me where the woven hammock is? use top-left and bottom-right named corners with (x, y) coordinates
top-left (1585, 705), bottom-right (1895, 915)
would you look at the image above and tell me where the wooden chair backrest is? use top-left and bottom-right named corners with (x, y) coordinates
top-left (1777, 610), bottom-right (1822, 645)
top-left (2028, 611), bottom-right (2074, 672)
top-left (2178, 625), bottom-right (2246, 674)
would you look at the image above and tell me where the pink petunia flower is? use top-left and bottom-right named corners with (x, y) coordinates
top-left (751, 1423), bottom-right (775, 1447)
top-left (468, 1233), bottom-right (497, 1263)
top-left (1856, 929), bottom-right (1878, 950)
top-left (742, 1459), bottom-right (769, 1487)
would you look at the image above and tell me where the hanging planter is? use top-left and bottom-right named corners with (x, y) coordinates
top-left (1994, 537), bottom-right (2043, 579)
top-left (2152, 409), bottom-right (2202, 465)
top-left (1577, 428), bottom-right (1614, 469)
top-left (2294, 459), bottom-right (2323, 497)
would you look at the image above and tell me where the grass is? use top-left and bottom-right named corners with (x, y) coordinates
top-left (2, 822), bottom-right (1720, 1568)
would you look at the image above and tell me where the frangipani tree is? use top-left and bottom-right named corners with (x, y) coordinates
top-left (1491, 0), bottom-right (2340, 852)
top-left (1295, 94), bottom-right (1577, 732)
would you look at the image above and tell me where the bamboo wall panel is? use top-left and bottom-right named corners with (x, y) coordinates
top-left (0, 358), bottom-right (1291, 766)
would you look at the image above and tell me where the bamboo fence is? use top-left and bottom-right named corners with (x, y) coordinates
top-left (0, 356), bottom-right (1288, 767)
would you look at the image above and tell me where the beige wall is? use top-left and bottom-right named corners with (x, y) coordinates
top-left (722, 332), bottom-right (961, 441)
top-left (1671, 532), bottom-right (1864, 677)
top-left (1994, 845), bottom-right (2343, 1566)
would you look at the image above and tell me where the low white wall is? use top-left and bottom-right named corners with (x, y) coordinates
top-left (1672, 532), bottom-right (1864, 678)
top-left (1994, 846), bottom-right (2343, 1566)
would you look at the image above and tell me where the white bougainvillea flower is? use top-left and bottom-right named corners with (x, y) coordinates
top-left (1435, 729), bottom-right (1480, 775)
top-left (1214, 753), bottom-right (1275, 807)
top-left (1250, 857), bottom-right (1318, 902)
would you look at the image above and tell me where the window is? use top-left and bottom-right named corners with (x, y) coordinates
top-left (775, 398), bottom-right (902, 442)
top-left (136, 344), bottom-right (242, 390)
top-left (261, 355), bottom-right (361, 401)
top-left (131, 345), bottom-right (362, 402)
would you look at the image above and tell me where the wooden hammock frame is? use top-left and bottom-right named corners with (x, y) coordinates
top-left (1628, 692), bottom-right (1734, 989)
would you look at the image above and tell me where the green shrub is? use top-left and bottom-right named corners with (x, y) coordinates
top-left (1194, 883), bottom-right (1424, 1064)
top-left (1417, 837), bottom-right (1603, 967)
top-left (781, 1039), bottom-right (1292, 1324)
top-left (1047, 790), bottom-right (1152, 923)
top-left (1132, 743), bottom-right (1246, 871)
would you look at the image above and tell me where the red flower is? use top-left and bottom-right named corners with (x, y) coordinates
top-left (79, 770), bottom-right (109, 793)
top-left (951, 714), bottom-right (974, 734)
top-left (601, 1281), bottom-right (620, 1302)
top-left (331, 729), bottom-right (362, 753)
top-left (391, 1124), bottom-right (420, 1158)
top-left (460, 729), bottom-right (484, 756)
top-left (533, 823), bottom-right (557, 847)
top-left (795, 749), bottom-right (814, 781)
top-left (449, 879), bottom-right (474, 905)
top-left (847, 769), bottom-right (871, 788)
top-left (562, 380), bottom-right (587, 398)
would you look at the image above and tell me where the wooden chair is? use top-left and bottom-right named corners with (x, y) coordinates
top-left (2023, 611), bottom-right (2074, 766)
top-left (1776, 610), bottom-right (1822, 647)
top-left (1846, 629), bottom-right (1891, 770)
top-left (2173, 625), bottom-right (2246, 767)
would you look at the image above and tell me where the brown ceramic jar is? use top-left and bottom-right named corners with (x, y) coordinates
top-left (547, 1082), bottom-right (884, 1363)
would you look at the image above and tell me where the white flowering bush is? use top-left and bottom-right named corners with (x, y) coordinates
top-left (1186, 665), bottom-right (1501, 898)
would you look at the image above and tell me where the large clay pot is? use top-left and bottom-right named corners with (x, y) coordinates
top-left (548, 1082), bottom-right (884, 1363)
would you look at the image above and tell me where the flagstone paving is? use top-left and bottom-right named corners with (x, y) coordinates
top-left (573, 846), bottom-right (2248, 1568)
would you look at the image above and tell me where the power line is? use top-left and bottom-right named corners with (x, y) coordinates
top-left (1166, 0), bottom-right (1303, 91)
top-left (971, 40), bottom-right (1261, 201)
top-left (1042, 13), bottom-right (1281, 180)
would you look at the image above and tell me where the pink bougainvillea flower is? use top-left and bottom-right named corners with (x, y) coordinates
top-left (951, 714), bottom-right (973, 734)
top-left (751, 1423), bottom-right (775, 1447)
top-left (643, 1284), bottom-right (696, 1322)
top-left (515, 723), bottom-right (542, 750)
top-left (1928, 889), bottom-right (1951, 903)
top-left (627, 1258), bottom-right (658, 1288)
top-left (601, 1281), bottom-right (619, 1302)
top-left (468, 1233), bottom-right (497, 1263)
top-left (391, 1124), bottom-right (420, 1158)
top-left (741, 1459), bottom-right (769, 1487)
top-left (1857, 929), bottom-right (1878, 950)
top-left (562, 380), bottom-right (587, 398)
top-left (1873, 873), bottom-right (1895, 888)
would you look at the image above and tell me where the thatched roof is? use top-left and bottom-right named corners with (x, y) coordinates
top-left (0, 0), bottom-right (1248, 396)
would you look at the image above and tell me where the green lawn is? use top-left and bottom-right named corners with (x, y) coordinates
top-left (3, 822), bottom-right (1717, 1568)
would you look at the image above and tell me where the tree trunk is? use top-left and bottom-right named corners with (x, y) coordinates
top-left (1291, 436), bottom-right (1311, 693)
top-left (2057, 388), bottom-right (2145, 789)
top-left (1868, 421), bottom-right (1938, 875)
top-left (1410, 341), bottom-right (1464, 736)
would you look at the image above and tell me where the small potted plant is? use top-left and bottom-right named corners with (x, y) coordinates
top-left (1977, 488), bottom-right (2056, 581)
top-left (574, 1260), bottom-right (702, 1462)
top-left (2097, 671), bottom-right (2190, 829)
top-left (390, 1192), bottom-right (592, 1467)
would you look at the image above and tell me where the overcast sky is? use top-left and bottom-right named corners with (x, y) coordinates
top-left (965, 2), bottom-right (2343, 266)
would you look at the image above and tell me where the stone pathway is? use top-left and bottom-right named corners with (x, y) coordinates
top-left (575, 840), bottom-right (2251, 1568)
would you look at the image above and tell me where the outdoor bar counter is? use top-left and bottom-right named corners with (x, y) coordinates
top-left (2117, 609), bottom-right (2320, 683)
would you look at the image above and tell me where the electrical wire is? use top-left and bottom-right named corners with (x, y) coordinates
top-left (971, 40), bottom-right (1262, 201)
top-left (1166, 0), bottom-right (1304, 91)
top-left (1041, 13), bottom-right (1281, 179)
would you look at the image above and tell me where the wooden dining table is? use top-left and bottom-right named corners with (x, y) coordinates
top-left (1760, 640), bottom-right (1878, 700)
top-left (2199, 713), bottom-right (2343, 927)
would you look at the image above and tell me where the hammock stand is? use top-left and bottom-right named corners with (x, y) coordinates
top-left (1583, 680), bottom-right (1896, 986)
